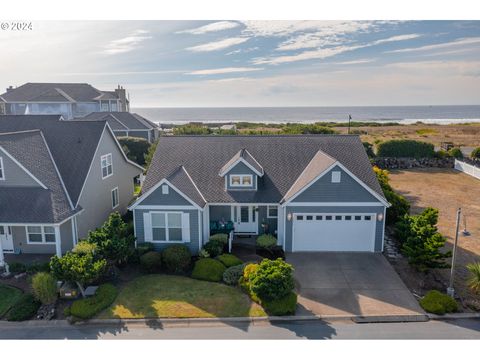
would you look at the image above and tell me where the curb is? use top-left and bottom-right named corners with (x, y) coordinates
top-left (428, 312), bottom-right (480, 320)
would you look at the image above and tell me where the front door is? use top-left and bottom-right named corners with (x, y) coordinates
top-left (234, 206), bottom-right (258, 234)
top-left (0, 226), bottom-right (14, 252)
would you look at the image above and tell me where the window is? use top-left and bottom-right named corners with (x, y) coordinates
top-left (111, 187), bottom-right (119, 209)
top-left (101, 101), bottom-right (109, 112)
top-left (162, 184), bottom-right (169, 194)
top-left (326, 216), bottom-right (333, 220)
top-left (316, 215), bottom-right (323, 220)
top-left (0, 103), bottom-right (5, 115)
top-left (267, 205), bottom-right (278, 219)
top-left (229, 174), bottom-right (253, 187)
top-left (151, 212), bottom-right (183, 242)
top-left (306, 215), bottom-right (313, 220)
top-left (110, 102), bottom-right (118, 112)
top-left (296, 215), bottom-right (304, 221)
top-left (335, 215), bottom-right (342, 220)
top-left (364, 215), bottom-right (372, 221)
top-left (101, 154), bottom-right (113, 179)
top-left (26, 226), bottom-right (56, 244)
top-left (345, 215), bottom-right (352, 220)
top-left (0, 157), bottom-right (4, 180)
top-left (331, 171), bottom-right (341, 183)
top-left (355, 215), bottom-right (362, 221)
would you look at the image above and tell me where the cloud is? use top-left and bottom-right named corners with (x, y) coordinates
top-left (177, 21), bottom-right (240, 35)
top-left (387, 37), bottom-right (480, 53)
top-left (186, 37), bottom-right (249, 52)
top-left (103, 29), bottom-right (152, 55)
top-left (371, 33), bottom-right (421, 45)
top-left (186, 67), bottom-right (263, 75)
top-left (335, 59), bottom-right (376, 65)
top-left (226, 47), bottom-right (259, 55)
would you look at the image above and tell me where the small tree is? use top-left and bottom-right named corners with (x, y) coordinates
top-left (144, 140), bottom-right (158, 170)
top-left (118, 137), bottom-right (150, 165)
top-left (31, 272), bottom-right (57, 305)
top-left (396, 208), bottom-right (451, 272)
top-left (471, 147), bottom-right (480, 160)
top-left (249, 259), bottom-right (295, 301)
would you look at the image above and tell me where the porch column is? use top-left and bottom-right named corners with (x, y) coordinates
top-left (202, 205), bottom-right (210, 243)
top-left (54, 226), bottom-right (62, 258)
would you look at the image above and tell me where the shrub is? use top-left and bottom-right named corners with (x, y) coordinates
top-left (31, 272), bottom-right (57, 305)
top-left (139, 251), bottom-right (162, 273)
top-left (217, 254), bottom-right (243, 268)
top-left (448, 147), bottom-right (463, 159)
top-left (73, 241), bottom-right (98, 255)
top-left (137, 242), bottom-right (155, 256)
top-left (239, 263), bottom-right (260, 302)
top-left (471, 147), bottom-right (480, 159)
top-left (466, 262), bottom-right (480, 294)
top-left (223, 263), bottom-right (247, 286)
top-left (162, 244), bottom-right (191, 273)
top-left (203, 240), bottom-right (224, 258)
top-left (7, 294), bottom-right (40, 321)
top-left (191, 258), bottom-right (226, 282)
top-left (262, 292), bottom-right (297, 316)
top-left (209, 233), bottom-right (228, 245)
top-left (256, 234), bottom-right (277, 249)
top-left (363, 142), bottom-right (376, 158)
top-left (70, 284), bottom-right (118, 320)
top-left (8, 262), bottom-right (26, 274)
top-left (377, 140), bottom-right (435, 158)
top-left (249, 259), bottom-right (295, 301)
top-left (419, 290), bottom-right (458, 315)
top-left (199, 249), bottom-right (210, 258)
top-left (26, 262), bottom-right (51, 275)
top-left (118, 136), bottom-right (150, 165)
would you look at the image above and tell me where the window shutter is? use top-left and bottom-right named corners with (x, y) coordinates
top-left (181, 213), bottom-right (190, 243)
top-left (143, 212), bottom-right (153, 242)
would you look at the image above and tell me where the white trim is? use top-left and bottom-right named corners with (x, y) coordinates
top-left (281, 202), bottom-right (384, 207)
top-left (267, 205), bottom-right (278, 219)
top-left (229, 174), bottom-right (254, 188)
top-left (111, 186), bottom-right (119, 209)
top-left (134, 205), bottom-right (198, 210)
top-left (0, 156), bottom-right (4, 180)
top-left (0, 210), bottom-right (84, 227)
top-left (101, 153), bottom-right (113, 179)
top-left (25, 225), bottom-right (57, 245)
top-left (133, 209), bottom-right (137, 247)
top-left (381, 206), bottom-right (386, 252)
top-left (182, 166), bottom-right (207, 204)
top-left (148, 211), bottom-right (186, 243)
top-left (218, 156), bottom-right (264, 177)
top-left (71, 216), bottom-right (76, 248)
top-left (198, 210), bottom-right (202, 252)
top-left (0, 145), bottom-right (47, 189)
top-left (54, 226), bottom-right (62, 257)
top-left (208, 202), bottom-right (278, 206)
top-left (233, 205), bottom-right (259, 235)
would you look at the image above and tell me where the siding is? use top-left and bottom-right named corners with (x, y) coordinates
top-left (225, 162), bottom-right (258, 191)
top-left (138, 183), bottom-right (192, 206)
top-left (257, 205), bottom-right (278, 235)
top-left (75, 128), bottom-right (142, 239)
top-left (0, 148), bottom-right (40, 187)
top-left (134, 208), bottom-right (201, 254)
top-left (284, 205), bottom-right (385, 252)
top-left (292, 165), bottom-right (379, 203)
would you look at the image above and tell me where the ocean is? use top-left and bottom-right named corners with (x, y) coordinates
top-left (132, 105), bottom-right (480, 125)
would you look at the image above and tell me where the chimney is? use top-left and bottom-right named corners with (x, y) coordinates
top-left (114, 85), bottom-right (128, 112)
top-left (6, 85), bottom-right (14, 92)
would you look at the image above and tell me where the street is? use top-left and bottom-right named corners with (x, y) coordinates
top-left (0, 319), bottom-right (479, 339)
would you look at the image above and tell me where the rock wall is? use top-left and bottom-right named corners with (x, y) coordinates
top-left (373, 157), bottom-right (455, 169)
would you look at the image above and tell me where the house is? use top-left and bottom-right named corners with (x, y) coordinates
top-left (129, 135), bottom-right (389, 254)
top-left (0, 83), bottom-right (129, 120)
top-left (76, 112), bottom-right (159, 143)
top-left (0, 115), bottom-right (144, 263)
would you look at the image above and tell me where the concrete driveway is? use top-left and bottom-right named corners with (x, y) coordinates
top-left (286, 252), bottom-right (426, 319)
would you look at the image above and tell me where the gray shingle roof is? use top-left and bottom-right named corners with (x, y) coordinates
top-left (143, 135), bottom-right (386, 204)
top-left (78, 112), bottom-right (157, 130)
top-left (0, 83), bottom-right (119, 102)
top-left (0, 115), bottom-right (106, 205)
top-left (166, 166), bottom-right (206, 207)
top-left (0, 130), bottom-right (79, 223)
top-left (219, 148), bottom-right (264, 176)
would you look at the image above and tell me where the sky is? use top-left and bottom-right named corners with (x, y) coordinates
top-left (1, 20), bottom-right (479, 107)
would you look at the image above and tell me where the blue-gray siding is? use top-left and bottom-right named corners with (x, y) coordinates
top-left (225, 162), bottom-right (258, 191)
top-left (292, 165), bottom-right (379, 203)
top-left (137, 183), bottom-right (191, 206)
top-left (284, 205), bottom-right (385, 252)
top-left (257, 205), bottom-right (278, 235)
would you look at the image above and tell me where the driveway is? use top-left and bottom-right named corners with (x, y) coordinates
top-left (286, 252), bottom-right (426, 319)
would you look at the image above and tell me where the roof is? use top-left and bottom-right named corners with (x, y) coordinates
top-left (165, 166), bottom-right (206, 207)
top-left (0, 115), bottom-right (106, 205)
top-left (219, 148), bottom-right (264, 176)
top-left (142, 135), bottom-right (386, 204)
top-left (78, 112), bottom-right (158, 130)
top-left (0, 83), bottom-right (119, 103)
top-left (0, 130), bottom-right (79, 223)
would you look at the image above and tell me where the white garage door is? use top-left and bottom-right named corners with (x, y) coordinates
top-left (292, 213), bottom-right (376, 252)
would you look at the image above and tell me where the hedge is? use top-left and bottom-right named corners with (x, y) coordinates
top-left (7, 294), bottom-right (40, 322)
top-left (222, 263), bottom-right (246, 286)
top-left (118, 136), bottom-right (151, 165)
top-left (162, 244), bottom-right (191, 273)
top-left (262, 292), bottom-right (297, 316)
top-left (70, 284), bottom-right (118, 320)
top-left (256, 234), bottom-right (277, 249)
top-left (203, 240), bottom-right (224, 258)
top-left (217, 254), bottom-right (243, 268)
top-left (209, 233), bottom-right (228, 244)
top-left (191, 258), bottom-right (226, 282)
top-left (377, 140), bottom-right (435, 158)
top-left (140, 251), bottom-right (162, 273)
top-left (419, 290), bottom-right (458, 315)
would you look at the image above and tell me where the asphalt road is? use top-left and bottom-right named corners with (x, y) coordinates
top-left (0, 319), bottom-right (479, 339)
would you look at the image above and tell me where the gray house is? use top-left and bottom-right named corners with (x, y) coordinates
top-left (129, 135), bottom-right (389, 254)
top-left (0, 115), bottom-right (143, 263)
top-left (76, 112), bottom-right (159, 143)
top-left (0, 83), bottom-right (129, 120)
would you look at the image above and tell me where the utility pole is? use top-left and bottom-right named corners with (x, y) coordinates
top-left (447, 208), bottom-right (461, 298)
top-left (348, 114), bottom-right (352, 134)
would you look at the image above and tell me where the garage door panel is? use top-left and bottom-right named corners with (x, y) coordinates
top-left (293, 213), bottom-right (376, 252)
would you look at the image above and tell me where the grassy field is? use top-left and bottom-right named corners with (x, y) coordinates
top-left (389, 168), bottom-right (480, 301)
top-left (100, 274), bottom-right (266, 319)
top-left (0, 284), bottom-right (22, 318)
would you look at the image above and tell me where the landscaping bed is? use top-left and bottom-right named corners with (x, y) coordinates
top-left (99, 274), bottom-right (266, 318)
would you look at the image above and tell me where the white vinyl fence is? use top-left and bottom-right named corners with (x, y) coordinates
top-left (455, 159), bottom-right (480, 180)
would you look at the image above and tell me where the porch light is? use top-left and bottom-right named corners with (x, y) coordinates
top-left (377, 213), bottom-right (384, 221)
top-left (287, 213), bottom-right (292, 221)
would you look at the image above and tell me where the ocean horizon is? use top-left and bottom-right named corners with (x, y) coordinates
top-left (132, 105), bottom-right (480, 125)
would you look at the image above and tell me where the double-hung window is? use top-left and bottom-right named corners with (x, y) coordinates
top-left (111, 187), bottom-right (119, 209)
top-left (101, 154), bottom-right (113, 179)
top-left (267, 205), bottom-right (278, 218)
top-left (26, 226), bottom-right (56, 244)
top-left (0, 157), bottom-right (4, 180)
top-left (151, 212), bottom-right (183, 242)
top-left (229, 174), bottom-right (253, 187)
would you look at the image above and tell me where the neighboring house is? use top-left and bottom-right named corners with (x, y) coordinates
top-left (76, 112), bottom-right (159, 143)
top-left (129, 135), bottom-right (389, 254)
top-left (0, 115), bottom-right (143, 263)
top-left (0, 83), bottom-right (129, 120)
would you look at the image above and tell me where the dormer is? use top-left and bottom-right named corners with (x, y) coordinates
top-left (219, 149), bottom-right (264, 191)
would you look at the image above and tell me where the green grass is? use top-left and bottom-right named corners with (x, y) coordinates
top-left (100, 274), bottom-right (266, 319)
top-left (0, 285), bottom-right (23, 318)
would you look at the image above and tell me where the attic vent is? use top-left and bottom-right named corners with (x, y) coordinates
top-left (331, 171), bottom-right (341, 183)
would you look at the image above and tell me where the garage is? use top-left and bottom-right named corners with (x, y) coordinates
top-left (292, 213), bottom-right (376, 252)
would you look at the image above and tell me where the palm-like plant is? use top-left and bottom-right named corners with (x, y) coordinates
top-left (466, 262), bottom-right (480, 294)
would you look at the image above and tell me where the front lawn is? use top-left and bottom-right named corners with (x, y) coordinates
top-left (100, 274), bottom-right (266, 318)
top-left (0, 284), bottom-right (23, 318)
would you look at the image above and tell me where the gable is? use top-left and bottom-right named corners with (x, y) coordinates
top-left (291, 165), bottom-right (380, 203)
top-left (137, 182), bottom-right (192, 207)
top-left (0, 147), bottom-right (40, 187)
top-left (226, 161), bottom-right (258, 176)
